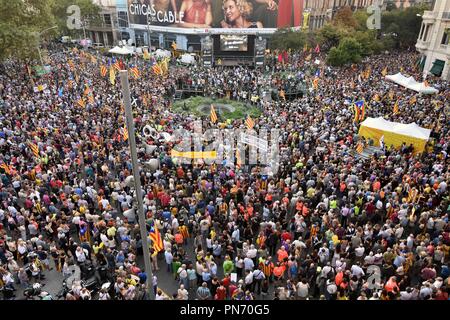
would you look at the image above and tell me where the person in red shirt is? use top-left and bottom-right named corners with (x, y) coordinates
top-left (281, 230), bottom-right (292, 242)
top-left (215, 282), bottom-right (227, 300)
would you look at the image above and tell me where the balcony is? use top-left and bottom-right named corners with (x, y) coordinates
top-left (422, 11), bottom-right (437, 22)
top-left (442, 12), bottom-right (450, 20)
top-left (415, 40), bottom-right (430, 52)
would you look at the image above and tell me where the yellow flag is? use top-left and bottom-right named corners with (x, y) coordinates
top-left (381, 67), bottom-right (387, 76)
top-left (393, 100), bottom-right (399, 114)
top-left (109, 66), bottom-right (115, 85)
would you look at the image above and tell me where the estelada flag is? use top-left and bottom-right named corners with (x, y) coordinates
top-left (381, 67), bottom-right (388, 76)
top-left (409, 95), bottom-right (417, 105)
top-left (149, 225), bottom-right (163, 253)
top-left (113, 58), bottom-right (121, 71)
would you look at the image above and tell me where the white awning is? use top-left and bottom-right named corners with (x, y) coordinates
top-left (108, 46), bottom-right (134, 55)
top-left (385, 73), bottom-right (439, 94)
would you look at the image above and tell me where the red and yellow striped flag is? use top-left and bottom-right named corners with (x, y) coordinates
top-left (83, 85), bottom-right (90, 96)
top-left (28, 142), bottom-right (40, 158)
top-left (210, 105), bottom-right (218, 123)
top-left (245, 115), bottom-right (255, 130)
top-left (130, 66), bottom-right (139, 79)
top-left (409, 95), bottom-right (417, 105)
top-left (88, 94), bottom-right (94, 104)
top-left (0, 163), bottom-right (11, 175)
top-left (113, 59), bottom-right (121, 71)
top-left (100, 65), bottom-right (107, 77)
top-left (152, 64), bottom-right (162, 75)
top-left (381, 67), bottom-right (388, 76)
top-left (393, 100), bottom-right (399, 114)
top-left (356, 143), bottom-right (364, 154)
top-left (149, 225), bottom-right (163, 254)
top-left (77, 98), bottom-right (86, 108)
top-left (123, 124), bottom-right (129, 141)
top-left (236, 148), bottom-right (242, 169)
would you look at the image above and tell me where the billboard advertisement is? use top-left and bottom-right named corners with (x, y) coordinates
top-left (127, 0), bottom-right (304, 29)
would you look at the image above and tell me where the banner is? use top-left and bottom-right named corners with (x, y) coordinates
top-left (171, 150), bottom-right (217, 159)
top-left (127, 0), bottom-right (303, 29)
top-left (302, 12), bottom-right (310, 30)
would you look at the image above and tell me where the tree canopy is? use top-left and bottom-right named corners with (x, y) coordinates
top-left (0, 0), bottom-right (100, 62)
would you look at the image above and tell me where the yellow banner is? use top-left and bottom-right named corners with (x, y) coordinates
top-left (302, 12), bottom-right (310, 30)
top-left (171, 150), bottom-right (217, 159)
top-left (358, 126), bottom-right (427, 153)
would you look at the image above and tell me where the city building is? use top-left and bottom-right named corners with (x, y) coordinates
top-left (86, 0), bottom-right (120, 46)
top-left (415, 0), bottom-right (450, 80)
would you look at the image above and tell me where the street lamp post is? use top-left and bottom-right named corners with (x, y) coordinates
top-left (119, 70), bottom-right (154, 300)
top-left (37, 25), bottom-right (58, 66)
top-left (147, 13), bottom-right (152, 49)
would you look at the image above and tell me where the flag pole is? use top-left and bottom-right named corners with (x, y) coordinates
top-left (119, 70), bottom-right (154, 300)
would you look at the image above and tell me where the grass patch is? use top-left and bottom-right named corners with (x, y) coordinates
top-left (172, 96), bottom-right (261, 120)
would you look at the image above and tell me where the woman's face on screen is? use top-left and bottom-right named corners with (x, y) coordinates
top-left (223, 0), bottom-right (240, 23)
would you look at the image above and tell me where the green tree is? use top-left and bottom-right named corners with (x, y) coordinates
top-left (327, 37), bottom-right (362, 66)
top-left (270, 29), bottom-right (307, 51)
top-left (326, 47), bottom-right (348, 66)
top-left (0, 0), bottom-right (57, 61)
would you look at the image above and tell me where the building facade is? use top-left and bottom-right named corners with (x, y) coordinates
top-left (415, 0), bottom-right (450, 80)
top-left (86, 0), bottom-right (120, 46)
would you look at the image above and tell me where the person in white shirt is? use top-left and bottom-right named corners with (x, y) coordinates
top-left (155, 289), bottom-right (166, 300)
top-left (177, 284), bottom-right (189, 300)
top-left (296, 278), bottom-right (310, 300)
top-left (75, 246), bottom-right (88, 263)
top-left (351, 263), bottom-right (365, 279)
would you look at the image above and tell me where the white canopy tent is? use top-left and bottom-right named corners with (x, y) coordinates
top-left (154, 49), bottom-right (171, 59)
top-left (108, 46), bottom-right (134, 55)
top-left (385, 73), bottom-right (439, 94)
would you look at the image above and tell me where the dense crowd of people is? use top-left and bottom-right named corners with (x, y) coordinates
top-left (0, 43), bottom-right (448, 300)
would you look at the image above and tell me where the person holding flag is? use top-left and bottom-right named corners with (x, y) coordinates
top-left (245, 115), bottom-right (255, 130)
top-left (210, 105), bottom-right (218, 123)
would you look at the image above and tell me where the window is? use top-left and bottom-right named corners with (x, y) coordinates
top-left (423, 24), bottom-right (430, 42)
top-left (441, 29), bottom-right (449, 45)
top-left (118, 11), bottom-right (129, 28)
top-left (104, 14), bottom-right (111, 26)
top-left (430, 59), bottom-right (445, 77)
